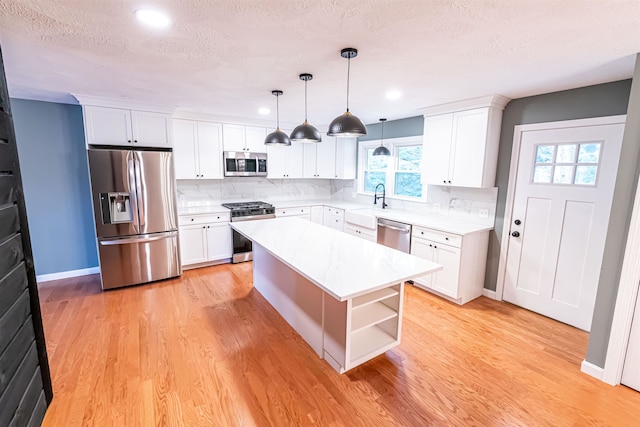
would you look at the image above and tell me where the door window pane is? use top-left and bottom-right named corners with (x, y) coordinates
top-left (578, 143), bottom-right (601, 163)
top-left (395, 173), bottom-right (422, 197)
top-left (553, 166), bottom-right (574, 184)
top-left (364, 171), bottom-right (386, 192)
top-left (575, 166), bottom-right (598, 185)
top-left (533, 166), bottom-right (552, 183)
top-left (535, 145), bottom-right (555, 163)
top-left (556, 144), bottom-right (577, 163)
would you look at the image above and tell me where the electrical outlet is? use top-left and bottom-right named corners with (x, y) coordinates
top-left (479, 208), bottom-right (489, 218)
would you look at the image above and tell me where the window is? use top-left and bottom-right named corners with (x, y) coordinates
top-left (532, 142), bottom-right (601, 186)
top-left (358, 136), bottom-right (424, 200)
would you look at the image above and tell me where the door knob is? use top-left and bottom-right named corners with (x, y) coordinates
top-left (511, 231), bottom-right (520, 237)
top-left (514, 219), bottom-right (522, 225)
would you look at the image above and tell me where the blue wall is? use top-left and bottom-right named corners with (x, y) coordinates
top-left (11, 98), bottom-right (98, 276)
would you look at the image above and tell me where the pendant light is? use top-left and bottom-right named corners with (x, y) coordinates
top-left (264, 90), bottom-right (291, 146)
top-left (327, 47), bottom-right (367, 137)
top-left (373, 118), bottom-right (391, 156)
top-left (290, 73), bottom-right (321, 143)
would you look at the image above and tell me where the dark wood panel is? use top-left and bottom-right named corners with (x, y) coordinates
top-left (0, 204), bottom-right (19, 240)
top-left (0, 289), bottom-right (30, 354)
top-left (0, 233), bottom-right (23, 278)
top-left (0, 316), bottom-right (35, 397)
top-left (26, 392), bottom-right (46, 427)
top-left (8, 367), bottom-right (43, 427)
top-left (0, 174), bottom-right (16, 206)
top-left (0, 263), bottom-right (27, 316)
top-left (0, 115), bottom-right (12, 172)
top-left (0, 343), bottom-right (38, 426)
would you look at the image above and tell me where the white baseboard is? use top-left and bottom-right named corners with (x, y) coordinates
top-left (37, 266), bottom-right (100, 283)
top-left (482, 288), bottom-right (497, 300)
top-left (581, 360), bottom-right (604, 381)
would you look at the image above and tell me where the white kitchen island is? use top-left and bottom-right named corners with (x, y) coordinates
top-left (231, 217), bottom-right (441, 373)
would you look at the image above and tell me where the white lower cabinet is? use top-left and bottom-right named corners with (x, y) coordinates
top-left (323, 207), bottom-right (344, 231)
top-left (323, 284), bottom-right (403, 373)
top-left (178, 213), bottom-right (232, 267)
top-left (410, 226), bottom-right (488, 304)
top-left (344, 223), bottom-right (377, 242)
top-left (276, 207), bottom-right (311, 221)
top-left (310, 206), bottom-right (324, 224)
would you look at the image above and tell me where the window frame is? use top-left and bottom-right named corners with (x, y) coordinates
top-left (358, 135), bottom-right (426, 202)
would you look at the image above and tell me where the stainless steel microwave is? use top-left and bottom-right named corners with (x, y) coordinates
top-left (224, 151), bottom-right (268, 177)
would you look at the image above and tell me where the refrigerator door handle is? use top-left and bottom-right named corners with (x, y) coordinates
top-left (134, 151), bottom-right (146, 229)
top-left (99, 231), bottom-right (178, 246)
top-left (127, 150), bottom-right (140, 234)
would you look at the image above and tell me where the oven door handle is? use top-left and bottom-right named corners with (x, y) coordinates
top-left (231, 214), bottom-right (276, 222)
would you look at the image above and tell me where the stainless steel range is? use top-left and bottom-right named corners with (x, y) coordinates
top-left (222, 201), bottom-right (275, 263)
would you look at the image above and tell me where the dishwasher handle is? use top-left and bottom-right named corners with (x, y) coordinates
top-left (378, 223), bottom-right (411, 233)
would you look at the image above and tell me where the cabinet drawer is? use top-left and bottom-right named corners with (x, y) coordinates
top-left (179, 212), bottom-right (230, 225)
top-left (276, 207), bottom-right (310, 217)
top-left (412, 226), bottom-right (462, 248)
top-left (326, 207), bottom-right (345, 218)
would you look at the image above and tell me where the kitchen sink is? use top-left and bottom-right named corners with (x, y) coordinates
top-left (344, 209), bottom-right (378, 229)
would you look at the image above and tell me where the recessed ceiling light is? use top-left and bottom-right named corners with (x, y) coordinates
top-left (135, 9), bottom-right (171, 28)
top-left (386, 90), bottom-right (402, 100)
top-left (258, 108), bottom-right (270, 115)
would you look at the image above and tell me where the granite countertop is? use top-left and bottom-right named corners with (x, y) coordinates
top-left (230, 217), bottom-right (441, 301)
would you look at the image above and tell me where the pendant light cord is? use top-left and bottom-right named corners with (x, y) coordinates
top-left (276, 93), bottom-right (280, 131)
top-left (304, 79), bottom-right (308, 122)
top-left (346, 56), bottom-right (351, 113)
top-left (381, 120), bottom-right (384, 146)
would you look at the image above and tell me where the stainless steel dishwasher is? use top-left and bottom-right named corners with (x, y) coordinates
top-left (377, 218), bottom-right (411, 253)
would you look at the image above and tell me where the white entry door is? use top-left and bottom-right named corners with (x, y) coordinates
top-left (503, 120), bottom-right (624, 331)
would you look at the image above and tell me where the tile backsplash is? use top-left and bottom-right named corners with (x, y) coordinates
top-left (177, 178), bottom-right (332, 204)
top-left (331, 180), bottom-right (497, 226)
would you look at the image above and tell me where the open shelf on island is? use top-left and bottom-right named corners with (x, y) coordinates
top-left (351, 302), bottom-right (397, 333)
top-left (352, 286), bottom-right (400, 308)
top-left (350, 325), bottom-right (397, 363)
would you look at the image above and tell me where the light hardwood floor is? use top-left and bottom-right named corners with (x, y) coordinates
top-left (38, 263), bottom-right (640, 426)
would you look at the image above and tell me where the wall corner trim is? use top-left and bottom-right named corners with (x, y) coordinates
top-left (37, 266), bottom-right (100, 283)
top-left (482, 289), bottom-right (497, 300)
top-left (581, 360), bottom-right (605, 381)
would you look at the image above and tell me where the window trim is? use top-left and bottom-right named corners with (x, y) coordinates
top-left (358, 135), bottom-right (426, 202)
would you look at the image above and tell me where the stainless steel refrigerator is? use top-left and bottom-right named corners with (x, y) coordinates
top-left (87, 148), bottom-right (181, 290)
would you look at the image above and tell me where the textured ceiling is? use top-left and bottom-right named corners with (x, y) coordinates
top-left (0, 0), bottom-right (639, 128)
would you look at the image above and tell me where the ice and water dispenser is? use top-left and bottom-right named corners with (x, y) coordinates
top-left (100, 192), bottom-right (134, 224)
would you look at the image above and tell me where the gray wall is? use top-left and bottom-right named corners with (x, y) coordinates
top-left (11, 98), bottom-right (98, 276)
top-left (486, 79), bottom-right (632, 291)
top-left (587, 56), bottom-right (640, 367)
top-left (360, 115), bottom-right (424, 141)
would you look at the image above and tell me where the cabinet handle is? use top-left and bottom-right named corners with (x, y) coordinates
top-left (207, 225), bottom-right (210, 228)
top-left (448, 180), bottom-right (451, 184)
top-left (128, 140), bottom-right (132, 143)
top-left (429, 244), bottom-right (433, 247)
top-left (445, 237), bottom-right (449, 240)
top-left (434, 245), bottom-right (438, 249)
top-left (443, 180), bottom-right (446, 184)
top-left (202, 226), bottom-right (206, 229)
top-left (134, 140), bottom-right (138, 143)
top-left (191, 218), bottom-right (194, 221)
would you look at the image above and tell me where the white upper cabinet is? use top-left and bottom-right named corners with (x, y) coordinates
top-left (303, 139), bottom-right (336, 179)
top-left (84, 105), bottom-right (172, 148)
top-left (173, 119), bottom-right (223, 180)
top-left (421, 95), bottom-right (508, 188)
top-left (223, 124), bottom-right (267, 153)
top-left (334, 137), bottom-right (357, 179)
top-left (267, 141), bottom-right (304, 178)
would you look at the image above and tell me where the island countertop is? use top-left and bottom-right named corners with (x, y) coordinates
top-left (231, 217), bottom-right (441, 301)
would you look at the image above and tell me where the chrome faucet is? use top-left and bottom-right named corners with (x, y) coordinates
top-left (374, 183), bottom-right (388, 209)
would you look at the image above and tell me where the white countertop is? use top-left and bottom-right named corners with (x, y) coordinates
top-left (177, 198), bottom-right (493, 235)
top-left (231, 217), bottom-right (442, 301)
